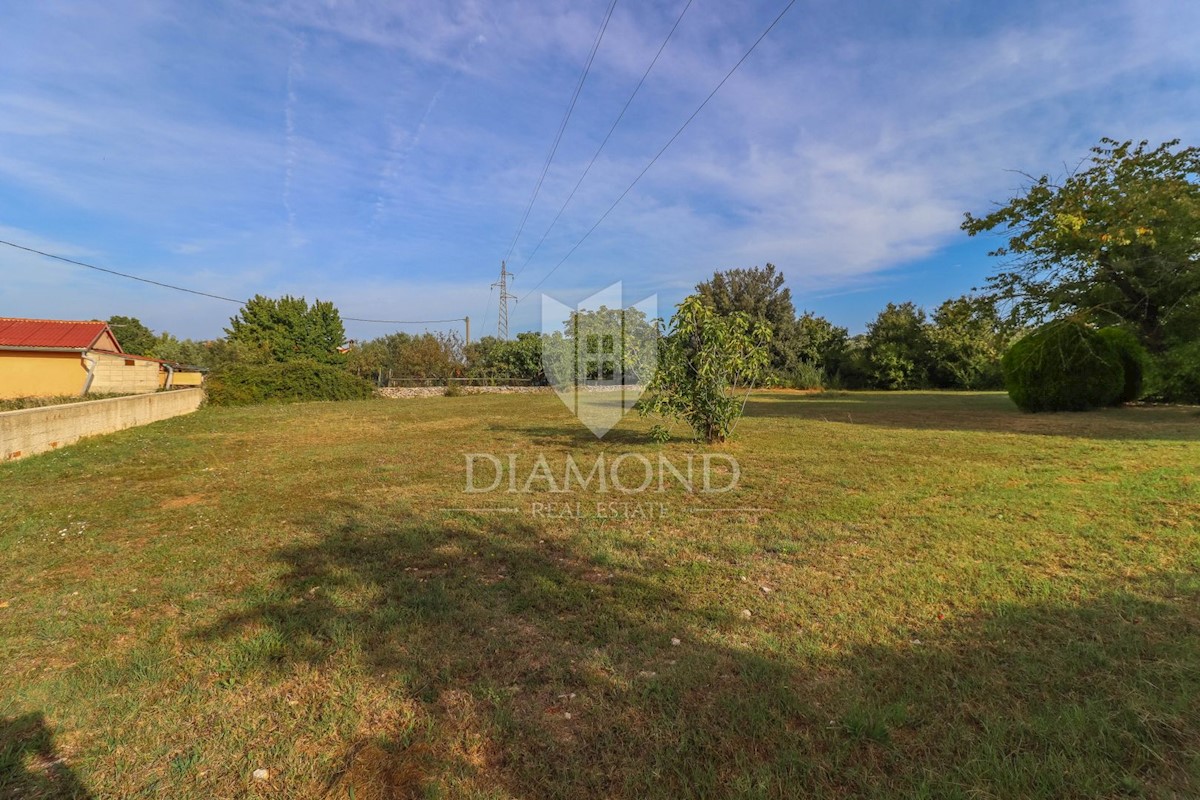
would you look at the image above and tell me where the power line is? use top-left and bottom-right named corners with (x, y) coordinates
top-left (480, 284), bottom-right (495, 339)
top-left (520, 0), bottom-right (799, 301)
top-left (0, 237), bottom-right (463, 326)
top-left (0, 237), bottom-right (245, 304)
top-left (502, 0), bottom-right (619, 264)
top-left (514, 0), bottom-right (694, 277)
top-left (342, 316), bottom-right (465, 324)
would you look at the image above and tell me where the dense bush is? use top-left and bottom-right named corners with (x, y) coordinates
top-left (206, 360), bottom-right (375, 406)
top-left (785, 362), bottom-right (824, 390)
top-left (465, 332), bottom-right (544, 384)
top-left (1096, 327), bottom-right (1149, 404)
top-left (1149, 341), bottom-right (1200, 404)
top-left (1002, 320), bottom-right (1124, 412)
top-left (927, 296), bottom-right (1012, 390)
top-left (347, 331), bottom-right (463, 384)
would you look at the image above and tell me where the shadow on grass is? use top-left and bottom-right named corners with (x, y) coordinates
top-left (484, 422), bottom-right (651, 448)
top-left (193, 507), bottom-right (1200, 798)
top-left (0, 712), bottom-right (92, 799)
top-left (745, 390), bottom-right (1200, 442)
top-left (474, 391), bottom-right (662, 448)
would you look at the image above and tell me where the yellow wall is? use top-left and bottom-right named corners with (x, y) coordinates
top-left (163, 370), bottom-right (204, 387)
top-left (0, 351), bottom-right (85, 399)
top-left (175, 372), bottom-right (205, 386)
top-left (1, 350), bottom-right (201, 399)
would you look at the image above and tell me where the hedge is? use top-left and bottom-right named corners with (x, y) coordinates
top-left (206, 361), bottom-right (375, 406)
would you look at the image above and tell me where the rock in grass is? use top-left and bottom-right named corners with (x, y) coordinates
top-left (252, 768), bottom-right (270, 781)
top-left (741, 609), bottom-right (752, 619)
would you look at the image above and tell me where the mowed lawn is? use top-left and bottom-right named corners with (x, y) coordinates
top-left (1, 391), bottom-right (1198, 799)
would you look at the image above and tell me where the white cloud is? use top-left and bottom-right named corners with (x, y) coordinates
top-left (1, 0), bottom-right (1198, 335)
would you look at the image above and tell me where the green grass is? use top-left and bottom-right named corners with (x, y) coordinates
top-left (0, 393), bottom-right (135, 412)
top-left (1, 390), bottom-right (1197, 798)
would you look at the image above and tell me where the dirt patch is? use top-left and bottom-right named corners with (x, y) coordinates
top-left (333, 742), bottom-right (430, 800)
top-left (159, 494), bottom-right (205, 509)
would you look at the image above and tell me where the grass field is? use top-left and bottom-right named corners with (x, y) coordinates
top-left (2, 391), bottom-right (1198, 798)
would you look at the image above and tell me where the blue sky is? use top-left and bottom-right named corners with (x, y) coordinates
top-left (2, 0), bottom-right (1199, 342)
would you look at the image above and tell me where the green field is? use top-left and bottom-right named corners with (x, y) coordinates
top-left (2, 391), bottom-right (1198, 798)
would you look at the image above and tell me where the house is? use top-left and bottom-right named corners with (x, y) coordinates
top-left (0, 318), bottom-right (201, 400)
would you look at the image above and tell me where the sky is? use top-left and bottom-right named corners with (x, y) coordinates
top-left (2, 0), bottom-right (1199, 342)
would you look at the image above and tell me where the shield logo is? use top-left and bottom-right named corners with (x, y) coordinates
top-left (541, 282), bottom-right (658, 438)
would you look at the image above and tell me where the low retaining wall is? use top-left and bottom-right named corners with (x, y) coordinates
top-left (1, 388), bottom-right (204, 461)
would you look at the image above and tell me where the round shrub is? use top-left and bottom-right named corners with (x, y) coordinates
top-left (206, 360), bottom-right (375, 406)
top-left (1096, 327), bottom-right (1148, 404)
top-left (1001, 320), bottom-right (1124, 412)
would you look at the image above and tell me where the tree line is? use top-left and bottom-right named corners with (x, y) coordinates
top-left (108, 136), bottom-right (1199, 406)
top-left (108, 283), bottom-right (1012, 394)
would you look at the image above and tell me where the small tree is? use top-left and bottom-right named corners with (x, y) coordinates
top-left (795, 312), bottom-right (848, 370)
top-left (541, 306), bottom-right (658, 388)
top-left (147, 332), bottom-right (212, 367)
top-left (640, 296), bottom-right (770, 444)
top-left (466, 333), bottom-right (544, 384)
top-left (345, 339), bottom-right (390, 382)
top-left (106, 315), bottom-right (156, 356)
top-left (225, 295), bottom-right (346, 366)
top-left (696, 263), bottom-right (799, 374)
top-left (927, 295), bottom-right (1014, 389)
top-left (862, 302), bottom-right (933, 389)
top-left (384, 331), bottom-right (464, 382)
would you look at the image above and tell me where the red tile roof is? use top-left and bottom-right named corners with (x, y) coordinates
top-left (0, 318), bottom-right (119, 351)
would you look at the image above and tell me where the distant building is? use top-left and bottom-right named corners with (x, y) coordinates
top-left (0, 318), bottom-right (201, 399)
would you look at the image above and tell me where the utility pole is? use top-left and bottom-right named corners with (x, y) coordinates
top-left (491, 260), bottom-right (517, 339)
top-left (464, 316), bottom-right (470, 345)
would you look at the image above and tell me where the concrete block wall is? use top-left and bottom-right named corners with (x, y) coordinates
top-left (1, 388), bottom-right (203, 461)
top-left (89, 352), bottom-right (160, 395)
